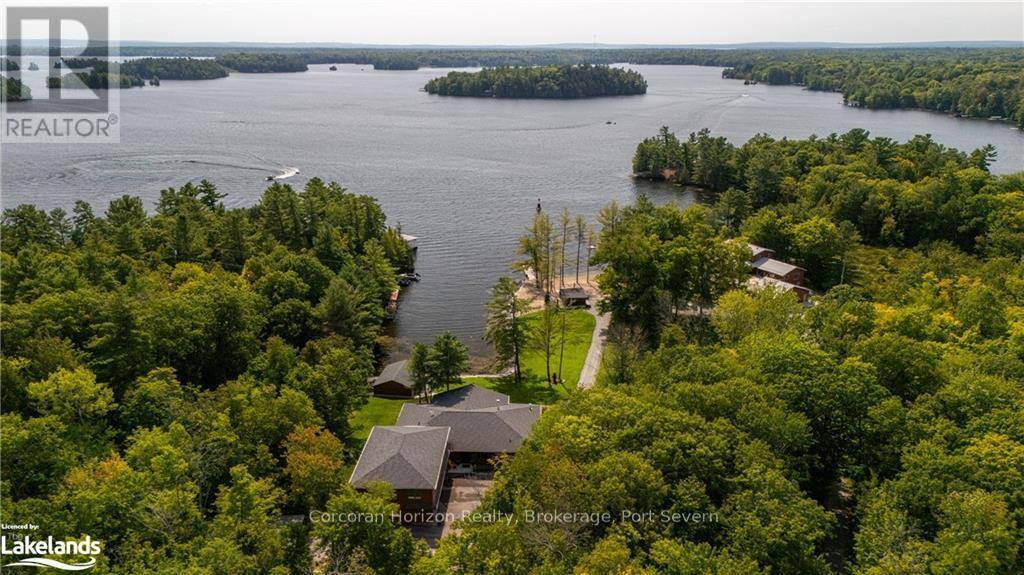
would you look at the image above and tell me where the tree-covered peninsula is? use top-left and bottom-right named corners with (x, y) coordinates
top-left (424, 64), bottom-right (647, 98)
top-left (404, 130), bottom-right (1024, 575)
top-left (719, 49), bottom-right (1024, 128)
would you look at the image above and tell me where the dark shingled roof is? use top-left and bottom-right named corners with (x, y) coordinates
top-left (397, 403), bottom-right (541, 453)
top-left (372, 360), bottom-right (414, 391)
top-left (431, 385), bottom-right (510, 409)
top-left (349, 426), bottom-right (449, 490)
top-left (559, 286), bottom-right (589, 299)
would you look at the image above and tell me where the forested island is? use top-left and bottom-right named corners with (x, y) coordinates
top-left (46, 57), bottom-right (228, 90)
top-left (214, 52), bottom-right (308, 73)
top-left (424, 64), bottom-right (647, 98)
top-left (1, 76), bottom-right (30, 101)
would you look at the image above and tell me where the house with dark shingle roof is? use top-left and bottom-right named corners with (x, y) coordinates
top-left (349, 385), bottom-right (542, 516)
top-left (397, 403), bottom-right (541, 455)
top-left (430, 385), bottom-right (510, 409)
top-left (371, 360), bottom-right (416, 397)
top-left (349, 426), bottom-right (450, 513)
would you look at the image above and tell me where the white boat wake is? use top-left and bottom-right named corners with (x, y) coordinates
top-left (266, 167), bottom-right (300, 181)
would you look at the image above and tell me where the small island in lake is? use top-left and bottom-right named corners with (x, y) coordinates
top-left (424, 64), bottom-right (647, 98)
top-left (45, 57), bottom-right (228, 90)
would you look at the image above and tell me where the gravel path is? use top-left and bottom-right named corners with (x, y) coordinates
top-left (578, 306), bottom-right (609, 389)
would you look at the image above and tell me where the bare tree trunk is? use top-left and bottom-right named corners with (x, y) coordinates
top-left (558, 306), bottom-right (566, 385)
top-left (511, 304), bottom-right (522, 383)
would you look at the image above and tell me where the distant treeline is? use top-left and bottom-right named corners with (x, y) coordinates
top-left (425, 64), bottom-right (647, 98)
top-left (6, 48), bottom-right (1020, 123)
top-left (214, 52), bottom-right (308, 73)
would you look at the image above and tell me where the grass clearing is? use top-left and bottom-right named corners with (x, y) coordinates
top-left (348, 395), bottom-right (413, 448)
top-left (347, 308), bottom-right (596, 450)
top-left (519, 308), bottom-right (595, 389)
top-left (461, 308), bottom-right (596, 404)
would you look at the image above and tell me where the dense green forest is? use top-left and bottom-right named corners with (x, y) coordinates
top-left (424, 64), bottom-right (647, 98)
top-left (214, 53), bottom-right (308, 73)
top-left (400, 134), bottom-right (1024, 574)
top-left (121, 57), bottom-right (229, 81)
top-left (46, 57), bottom-right (228, 90)
top-left (633, 128), bottom-right (1021, 277)
top-left (719, 49), bottom-right (1024, 128)
top-left (0, 179), bottom-right (416, 574)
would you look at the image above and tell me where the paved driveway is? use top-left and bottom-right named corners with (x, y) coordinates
top-left (441, 477), bottom-right (493, 538)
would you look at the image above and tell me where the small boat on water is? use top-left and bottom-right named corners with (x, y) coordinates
top-left (266, 168), bottom-right (300, 182)
top-left (397, 272), bottom-right (421, 286)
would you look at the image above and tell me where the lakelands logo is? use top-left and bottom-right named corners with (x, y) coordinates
top-left (1, 535), bottom-right (101, 571)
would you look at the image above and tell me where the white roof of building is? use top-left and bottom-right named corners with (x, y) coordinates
top-left (751, 257), bottom-right (804, 277)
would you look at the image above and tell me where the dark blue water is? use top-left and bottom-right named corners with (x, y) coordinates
top-left (4, 64), bottom-right (1021, 354)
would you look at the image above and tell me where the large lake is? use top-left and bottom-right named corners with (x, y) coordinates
top-left (3, 64), bottom-right (1022, 354)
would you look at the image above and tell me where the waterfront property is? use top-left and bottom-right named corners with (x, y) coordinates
top-left (349, 385), bottom-right (541, 517)
top-left (559, 286), bottom-right (590, 308)
top-left (372, 360), bottom-right (415, 397)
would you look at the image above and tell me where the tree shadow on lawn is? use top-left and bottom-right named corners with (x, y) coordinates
top-left (477, 372), bottom-right (572, 405)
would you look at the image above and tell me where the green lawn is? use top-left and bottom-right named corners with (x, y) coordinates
top-left (519, 308), bottom-right (595, 389)
top-left (462, 308), bottom-right (596, 404)
top-left (348, 395), bottom-right (413, 447)
top-left (347, 308), bottom-right (596, 448)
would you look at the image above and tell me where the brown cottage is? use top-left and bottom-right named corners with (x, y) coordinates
top-left (747, 243), bottom-right (776, 262)
top-left (371, 360), bottom-right (416, 397)
top-left (750, 256), bottom-right (806, 286)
